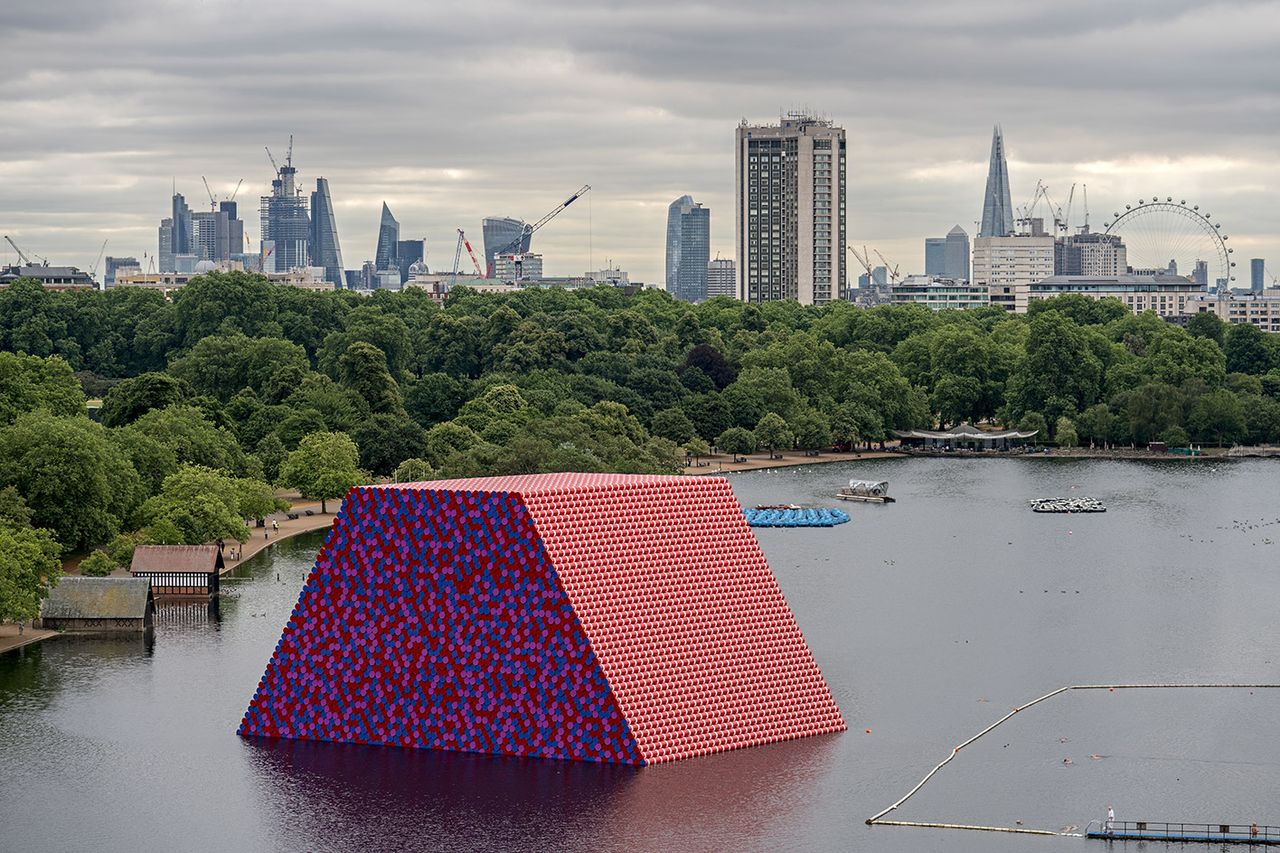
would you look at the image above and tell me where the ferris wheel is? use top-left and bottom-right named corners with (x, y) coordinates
top-left (1104, 198), bottom-right (1234, 287)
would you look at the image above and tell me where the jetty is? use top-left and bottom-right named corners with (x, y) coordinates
top-left (1030, 497), bottom-right (1105, 513)
top-left (1088, 821), bottom-right (1280, 845)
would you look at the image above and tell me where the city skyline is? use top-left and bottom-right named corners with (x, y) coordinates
top-left (3, 0), bottom-right (1279, 286)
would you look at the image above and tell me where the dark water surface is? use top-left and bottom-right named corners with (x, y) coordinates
top-left (3, 458), bottom-right (1279, 852)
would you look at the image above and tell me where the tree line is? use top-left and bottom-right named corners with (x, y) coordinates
top-left (1, 272), bottom-right (1279, 622)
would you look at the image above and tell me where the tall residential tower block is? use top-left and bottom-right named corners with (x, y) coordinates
top-left (735, 114), bottom-right (846, 305)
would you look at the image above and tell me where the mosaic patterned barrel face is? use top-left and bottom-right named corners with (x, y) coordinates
top-left (240, 473), bottom-right (845, 765)
top-left (238, 487), bottom-right (641, 763)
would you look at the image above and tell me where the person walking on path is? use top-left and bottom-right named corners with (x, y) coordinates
top-left (272, 519), bottom-right (280, 536)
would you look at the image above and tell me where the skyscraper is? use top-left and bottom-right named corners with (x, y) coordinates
top-left (395, 239), bottom-right (424, 281)
top-left (158, 218), bottom-right (174, 273)
top-left (260, 154), bottom-right (310, 273)
top-left (1193, 260), bottom-right (1209, 287)
top-left (735, 113), bottom-right (846, 305)
top-left (171, 192), bottom-right (193, 256)
top-left (1251, 258), bottom-right (1266, 293)
top-left (309, 178), bottom-right (344, 286)
top-left (375, 203), bottom-right (400, 271)
top-left (666, 195), bottom-right (710, 302)
top-left (482, 216), bottom-right (531, 275)
top-left (979, 125), bottom-right (1014, 238)
top-left (925, 226), bottom-right (970, 280)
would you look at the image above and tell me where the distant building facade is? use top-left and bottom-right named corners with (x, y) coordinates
top-left (925, 225), bottom-right (970, 281)
top-left (973, 234), bottom-right (1055, 312)
top-left (891, 275), bottom-right (990, 311)
top-left (0, 265), bottom-right (96, 289)
top-left (706, 258), bottom-right (736, 299)
top-left (375, 203), bottom-right (400, 271)
top-left (103, 256), bottom-right (140, 286)
top-left (665, 195), bottom-right (710, 302)
top-left (482, 217), bottom-right (531, 275)
top-left (735, 113), bottom-right (846, 305)
top-left (1030, 274), bottom-right (1203, 320)
top-left (309, 178), bottom-right (344, 286)
top-left (1055, 232), bottom-right (1127, 277)
top-left (1252, 258), bottom-right (1266, 293)
top-left (1182, 289), bottom-right (1280, 333)
top-left (493, 252), bottom-right (543, 281)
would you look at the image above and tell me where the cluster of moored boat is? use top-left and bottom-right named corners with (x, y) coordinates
top-left (1029, 497), bottom-right (1106, 513)
top-left (743, 507), bottom-right (850, 528)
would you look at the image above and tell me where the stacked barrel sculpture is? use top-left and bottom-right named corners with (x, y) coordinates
top-left (239, 473), bottom-right (845, 765)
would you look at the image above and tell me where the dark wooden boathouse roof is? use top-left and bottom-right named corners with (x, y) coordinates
top-left (40, 577), bottom-right (154, 621)
top-left (130, 545), bottom-right (223, 574)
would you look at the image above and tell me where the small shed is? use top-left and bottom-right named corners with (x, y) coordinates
top-left (130, 545), bottom-right (224, 598)
top-left (40, 577), bottom-right (155, 633)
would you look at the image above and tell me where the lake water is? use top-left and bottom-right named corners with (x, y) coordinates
top-left (3, 458), bottom-right (1279, 852)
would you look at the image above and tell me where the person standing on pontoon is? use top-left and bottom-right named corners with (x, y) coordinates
top-left (1105, 806), bottom-right (1115, 833)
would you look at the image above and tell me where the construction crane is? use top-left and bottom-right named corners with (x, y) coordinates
top-left (847, 244), bottom-right (874, 286)
top-left (89, 239), bottom-right (108, 282)
top-left (4, 235), bottom-right (47, 266)
top-left (491, 184), bottom-right (592, 273)
top-left (449, 228), bottom-right (484, 288)
top-left (873, 249), bottom-right (901, 283)
top-left (202, 177), bottom-right (244, 211)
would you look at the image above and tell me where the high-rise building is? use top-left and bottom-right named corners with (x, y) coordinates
top-left (483, 217), bottom-right (531, 275)
top-left (735, 113), bottom-right (846, 305)
top-left (666, 195), bottom-right (710, 302)
top-left (1192, 260), bottom-right (1209, 287)
top-left (395, 239), bottom-right (424, 282)
top-left (1252, 258), bottom-right (1266, 293)
top-left (973, 235), bottom-right (1055, 312)
top-left (309, 178), bottom-right (343, 287)
top-left (260, 155), bottom-right (310, 273)
top-left (494, 252), bottom-right (543, 281)
top-left (158, 218), bottom-right (174, 273)
top-left (103, 256), bottom-right (140, 287)
top-left (925, 226), bottom-right (970, 280)
top-left (171, 193), bottom-right (193, 256)
top-left (706, 258), bottom-right (736, 299)
top-left (1055, 232), bottom-right (1127, 277)
top-left (375, 203), bottom-right (400, 271)
top-left (979, 125), bottom-right (1014, 238)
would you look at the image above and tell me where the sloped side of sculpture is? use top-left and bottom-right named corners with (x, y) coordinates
top-left (238, 486), bottom-right (641, 764)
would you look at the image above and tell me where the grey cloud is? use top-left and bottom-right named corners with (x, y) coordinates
top-left (1, 0), bottom-right (1278, 283)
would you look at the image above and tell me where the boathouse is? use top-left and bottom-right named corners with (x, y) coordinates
top-left (894, 422), bottom-right (1038, 451)
top-left (39, 577), bottom-right (155, 633)
top-left (130, 545), bottom-right (223, 598)
top-left (240, 473), bottom-right (845, 765)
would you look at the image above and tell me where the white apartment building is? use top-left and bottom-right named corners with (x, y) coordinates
top-left (1030, 275), bottom-right (1204, 319)
top-left (973, 235), bottom-right (1055, 312)
top-left (1181, 290), bottom-right (1280, 333)
top-left (735, 113), bottom-right (846, 305)
top-left (706, 257), bottom-right (736, 299)
top-left (890, 276), bottom-right (990, 311)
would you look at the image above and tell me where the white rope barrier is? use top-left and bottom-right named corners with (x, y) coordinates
top-left (865, 683), bottom-right (1280, 834)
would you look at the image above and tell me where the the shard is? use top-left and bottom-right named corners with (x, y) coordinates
top-left (979, 125), bottom-right (1014, 238)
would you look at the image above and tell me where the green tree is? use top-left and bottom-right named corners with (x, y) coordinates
top-left (0, 412), bottom-right (142, 551)
top-left (0, 352), bottom-right (86, 425)
top-left (338, 341), bottom-right (403, 414)
top-left (753, 412), bottom-right (793, 459)
top-left (790, 408), bottom-right (832, 455)
top-left (350, 412), bottom-right (427, 476)
top-left (79, 550), bottom-right (118, 577)
top-left (99, 372), bottom-right (186, 427)
top-left (1017, 411), bottom-right (1048, 441)
top-left (716, 427), bottom-right (756, 462)
top-left (1076, 403), bottom-right (1116, 447)
top-left (685, 437), bottom-right (710, 464)
top-left (0, 524), bottom-right (62, 628)
top-left (1225, 323), bottom-right (1274, 375)
top-left (393, 457), bottom-right (438, 483)
top-left (1188, 389), bottom-right (1246, 446)
top-left (1185, 311), bottom-right (1226, 346)
top-left (651, 408), bottom-right (697, 445)
top-left (138, 465), bottom-right (281, 545)
top-left (1054, 416), bottom-right (1079, 448)
top-left (1006, 312), bottom-right (1102, 418)
top-left (123, 405), bottom-right (252, 478)
top-left (1159, 425), bottom-right (1190, 448)
top-left (278, 431), bottom-right (364, 513)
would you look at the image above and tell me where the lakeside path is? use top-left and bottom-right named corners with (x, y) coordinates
top-left (683, 449), bottom-right (900, 476)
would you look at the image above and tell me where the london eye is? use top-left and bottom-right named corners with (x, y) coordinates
top-left (1104, 198), bottom-right (1234, 287)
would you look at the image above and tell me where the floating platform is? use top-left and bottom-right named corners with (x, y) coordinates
top-left (835, 493), bottom-right (896, 503)
top-left (743, 507), bottom-right (850, 528)
top-left (1088, 822), bottom-right (1280, 845)
top-left (835, 480), bottom-right (895, 504)
top-left (1029, 497), bottom-right (1105, 513)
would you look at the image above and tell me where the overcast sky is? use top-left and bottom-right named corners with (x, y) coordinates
top-left (3, 0), bottom-right (1278, 287)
